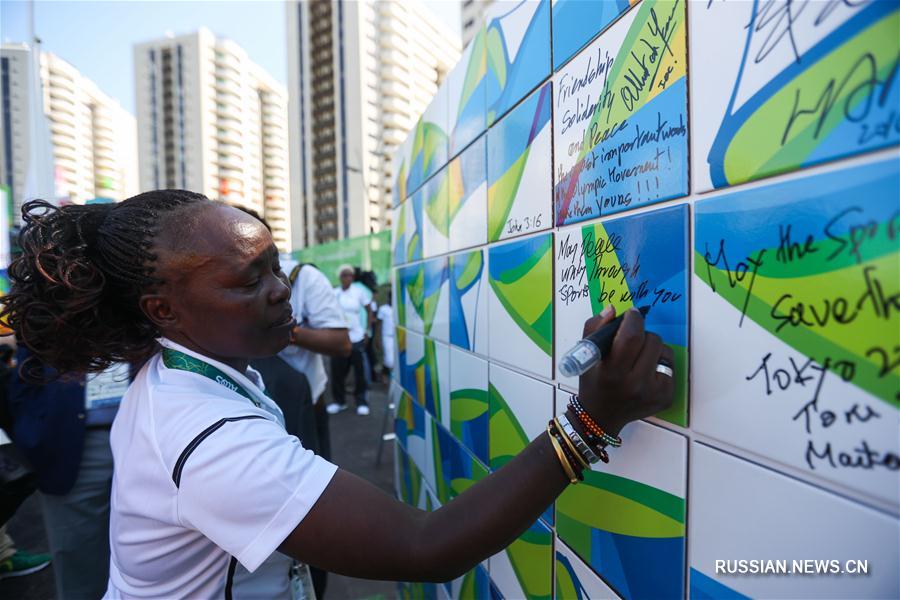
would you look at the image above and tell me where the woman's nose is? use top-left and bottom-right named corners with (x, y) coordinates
top-left (269, 273), bottom-right (291, 303)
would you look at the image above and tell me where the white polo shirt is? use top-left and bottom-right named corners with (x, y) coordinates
top-left (335, 285), bottom-right (370, 344)
top-left (279, 264), bottom-right (347, 399)
top-left (105, 339), bottom-right (338, 599)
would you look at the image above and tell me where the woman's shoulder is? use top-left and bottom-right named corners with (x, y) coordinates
top-left (120, 355), bottom-right (277, 469)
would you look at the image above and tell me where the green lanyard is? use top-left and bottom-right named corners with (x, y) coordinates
top-left (161, 348), bottom-right (269, 410)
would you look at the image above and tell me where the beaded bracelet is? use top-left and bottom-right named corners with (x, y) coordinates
top-left (557, 414), bottom-right (608, 465)
top-left (572, 406), bottom-right (620, 450)
top-left (569, 395), bottom-right (622, 448)
top-left (553, 417), bottom-right (589, 470)
top-left (546, 424), bottom-right (579, 484)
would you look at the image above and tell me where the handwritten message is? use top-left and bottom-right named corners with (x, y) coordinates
top-left (553, 0), bottom-right (688, 226)
top-left (555, 205), bottom-right (689, 425)
top-left (692, 0), bottom-right (900, 191)
top-left (693, 160), bottom-right (900, 506)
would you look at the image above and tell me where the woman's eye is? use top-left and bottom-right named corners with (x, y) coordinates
top-left (244, 278), bottom-right (261, 288)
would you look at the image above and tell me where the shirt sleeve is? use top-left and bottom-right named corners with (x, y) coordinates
top-left (358, 287), bottom-right (372, 310)
top-left (176, 416), bottom-right (338, 572)
top-left (298, 266), bottom-right (346, 329)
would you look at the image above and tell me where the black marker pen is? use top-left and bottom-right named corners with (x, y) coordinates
top-left (558, 305), bottom-right (652, 377)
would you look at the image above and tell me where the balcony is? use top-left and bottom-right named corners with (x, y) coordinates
top-left (48, 117), bottom-right (76, 137)
top-left (48, 98), bottom-right (77, 118)
top-left (48, 72), bottom-right (77, 93)
top-left (216, 101), bottom-right (244, 122)
top-left (264, 160), bottom-right (286, 174)
top-left (217, 87), bottom-right (244, 110)
top-left (215, 59), bottom-right (241, 79)
top-left (95, 134), bottom-right (117, 153)
top-left (261, 103), bottom-right (283, 120)
top-left (215, 126), bottom-right (242, 145)
top-left (94, 153), bottom-right (118, 170)
top-left (261, 135), bottom-right (286, 151)
top-left (380, 64), bottom-right (407, 84)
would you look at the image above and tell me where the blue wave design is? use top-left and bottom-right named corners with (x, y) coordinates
top-left (690, 568), bottom-right (752, 600)
top-left (449, 250), bottom-right (485, 351)
top-left (408, 149), bottom-right (426, 196)
top-left (393, 224), bottom-right (406, 266)
top-left (399, 346), bottom-right (419, 403)
top-left (395, 399), bottom-right (426, 453)
top-left (459, 412), bottom-right (489, 466)
top-left (408, 190), bottom-right (424, 261)
top-left (396, 264), bottom-right (419, 329)
top-left (488, 234), bottom-right (550, 281)
top-left (485, 0), bottom-right (551, 124)
top-left (435, 422), bottom-right (488, 504)
top-left (488, 82), bottom-right (552, 185)
top-left (556, 552), bottom-right (591, 600)
top-left (472, 564), bottom-right (490, 598)
top-left (552, 0), bottom-right (633, 70)
top-left (708, 1), bottom-right (897, 188)
top-left (695, 160), bottom-right (899, 262)
top-left (423, 258), bottom-right (448, 301)
top-left (452, 75), bottom-right (487, 156)
top-left (603, 205), bottom-right (689, 347)
top-left (590, 529), bottom-right (684, 600)
top-left (423, 341), bottom-right (441, 419)
top-left (457, 135), bottom-right (487, 212)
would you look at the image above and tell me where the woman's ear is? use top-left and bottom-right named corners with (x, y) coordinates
top-left (139, 293), bottom-right (179, 331)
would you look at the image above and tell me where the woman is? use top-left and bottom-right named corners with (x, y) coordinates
top-left (2, 191), bottom-right (674, 598)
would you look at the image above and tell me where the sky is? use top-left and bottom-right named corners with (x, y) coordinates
top-left (0, 0), bottom-right (462, 115)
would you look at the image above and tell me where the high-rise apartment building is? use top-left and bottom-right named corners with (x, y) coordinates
top-left (1, 44), bottom-right (138, 212)
top-left (134, 29), bottom-right (292, 251)
top-left (286, 0), bottom-right (460, 247)
top-left (461, 0), bottom-right (495, 47)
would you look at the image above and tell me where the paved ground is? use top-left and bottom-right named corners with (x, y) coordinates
top-left (1, 381), bottom-right (399, 600)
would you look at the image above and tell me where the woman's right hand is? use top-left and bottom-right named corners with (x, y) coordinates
top-left (577, 307), bottom-right (675, 436)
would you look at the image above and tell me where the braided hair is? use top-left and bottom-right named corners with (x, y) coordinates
top-left (1, 190), bottom-right (211, 375)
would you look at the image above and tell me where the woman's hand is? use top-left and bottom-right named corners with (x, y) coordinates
top-left (577, 306), bottom-right (675, 436)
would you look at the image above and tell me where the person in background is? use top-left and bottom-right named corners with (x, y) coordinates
top-left (279, 259), bottom-right (350, 457)
top-left (329, 265), bottom-right (375, 416)
top-left (0, 504), bottom-right (52, 581)
top-left (0, 339), bottom-right (52, 581)
top-left (376, 298), bottom-right (395, 383)
top-left (353, 269), bottom-right (379, 382)
top-left (7, 345), bottom-right (127, 598)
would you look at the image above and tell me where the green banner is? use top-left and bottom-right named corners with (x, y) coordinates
top-left (291, 230), bottom-right (391, 287)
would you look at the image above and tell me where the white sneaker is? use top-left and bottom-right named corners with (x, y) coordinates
top-left (356, 405), bottom-right (370, 416)
top-left (326, 403), bottom-right (346, 415)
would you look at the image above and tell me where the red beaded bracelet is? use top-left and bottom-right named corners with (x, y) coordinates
top-left (569, 395), bottom-right (622, 448)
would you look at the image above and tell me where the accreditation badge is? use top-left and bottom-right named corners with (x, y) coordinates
top-left (85, 362), bottom-right (130, 411)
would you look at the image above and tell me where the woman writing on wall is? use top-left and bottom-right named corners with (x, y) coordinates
top-left (3, 191), bottom-right (674, 598)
